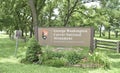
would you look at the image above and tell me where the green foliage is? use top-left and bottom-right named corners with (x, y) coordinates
top-left (43, 50), bottom-right (63, 59)
top-left (1, 33), bottom-right (120, 73)
top-left (65, 51), bottom-right (82, 65)
top-left (39, 50), bottom-right (65, 65)
top-left (24, 37), bottom-right (42, 63)
top-left (39, 49), bottom-right (83, 67)
top-left (43, 58), bottom-right (68, 67)
top-left (1, 0), bottom-right (120, 40)
top-left (88, 52), bottom-right (111, 69)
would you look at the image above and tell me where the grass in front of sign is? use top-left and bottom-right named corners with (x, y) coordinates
top-left (0, 33), bottom-right (120, 73)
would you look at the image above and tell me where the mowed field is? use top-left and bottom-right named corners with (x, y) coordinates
top-left (0, 33), bottom-right (120, 73)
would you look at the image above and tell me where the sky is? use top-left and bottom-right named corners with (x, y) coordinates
top-left (84, 1), bottom-right (101, 8)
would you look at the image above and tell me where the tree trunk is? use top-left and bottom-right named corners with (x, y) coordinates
top-left (28, 0), bottom-right (38, 40)
top-left (21, 29), bottom-right (24, 37)
top-left (108, 27), bottom-right (111, 39)
top-left (48, 9), bottom-right (52, 27)
top-left (30, 31), bottom-right (33, 38)
top-left (99, 24), bottom-right (102, 37)
top-left (30, 23), bottom-right (33, 38)
top-left (94, 30), bottom-right (95, 37)
top-left (115, 31), bottom-right (118, 38)
top-left (63, 0), bottom-right (78, 26)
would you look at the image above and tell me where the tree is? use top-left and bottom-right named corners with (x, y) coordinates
top-left (28, 0), bottom-right (38, 40)
top-left (63, 0), bottom-right (79, 26)
top-left (0, 0), bottom-right (31, 38)
top-left (28, 0), bottom-right (46, 38)
top-left (101, 0), bottom-right (120, 39)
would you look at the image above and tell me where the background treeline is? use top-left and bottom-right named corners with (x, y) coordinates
top-left (0, 0), bottom-right (120, 39)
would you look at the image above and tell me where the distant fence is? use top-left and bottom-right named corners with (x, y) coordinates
top-left (94, 39), bottom-right (120, 53)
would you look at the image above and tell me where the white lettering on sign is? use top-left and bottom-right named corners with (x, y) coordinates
top-left (66, 29), bottom-right (88, 33)
top-left (52, 29), bottom-right (88, 41)
top-left (53, 30), bottom-right (66, 33)
top-left (38, 27), bottom-right (93, 46)
top-left (54, 37), bottom-right (72, 40)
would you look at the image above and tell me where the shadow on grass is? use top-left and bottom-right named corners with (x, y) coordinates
top-left (0, 62), bottom-right (89, 73)
top-left (108, 53), bottom-right (120, 68)
top-left (0, 62), bottom-right (30, 73)
top-left (111, 61), bottom-right (120, 68)
top-left (95, 48), bottom-right (120, 69)
top-left (108, 54), bottom-right (120, 59)
top-left (0, 37), bottom-right (26, 58)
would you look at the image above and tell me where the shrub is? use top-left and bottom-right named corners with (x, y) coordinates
top-left (39, 50), bottom-right (83, 67)
top-left (38, 50), bottom-right (64, 64)
top-left (24, 37), bottom-right (42, 63)
top-left (65, 51), bottom-right (82, 65)
top-left (43, 57), bottom-right (68, 67)
top-left (88, 52), bottom-right (111, 69)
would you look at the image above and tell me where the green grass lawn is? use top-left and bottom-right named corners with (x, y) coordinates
top-left (95, 31), bottom-right (120, 40)
top-left (0, 33), bottom-right (120, 73)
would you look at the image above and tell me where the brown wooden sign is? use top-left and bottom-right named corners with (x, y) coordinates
top-left (38, 27), bottom-right (94, 47)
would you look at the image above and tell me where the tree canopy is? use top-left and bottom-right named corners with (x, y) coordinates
top-left (0, 0), bottom-right (120, 38)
